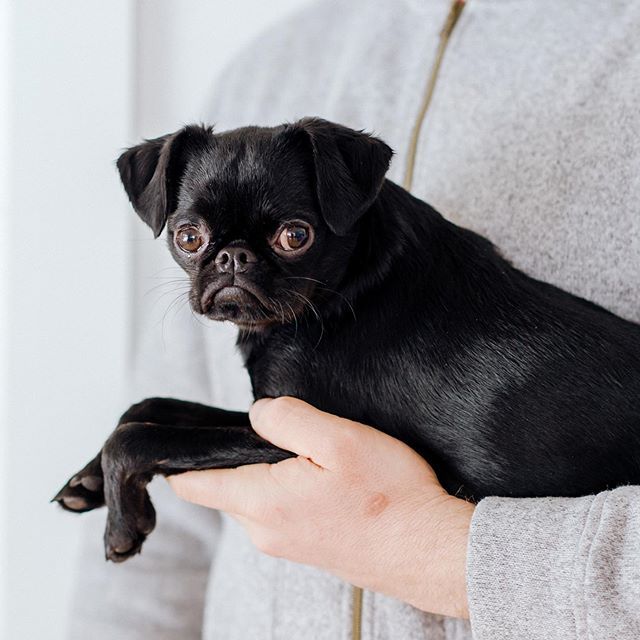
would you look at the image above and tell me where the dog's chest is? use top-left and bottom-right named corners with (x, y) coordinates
top-left (239, 323), bottom-right (388, 419)
top-left (237, 320), bottom-right (434, 445)
top-left (242, 328), bottom-right (336, 400)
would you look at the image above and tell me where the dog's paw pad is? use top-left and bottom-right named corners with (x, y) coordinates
top-left (136, 493), bottom-right (156, 535)
top-left (104, 530), bottom-right (145, 562)
top-left (53, 477), bottom-right (105, 513)
top-left (69, 474), bottom-right (103, 492)
top-left (137, 517), bottom-right (155, 536)
top-left (60, 494), bottom-right (91, 510)
top-left (104, 492), bottom-right (156, 562)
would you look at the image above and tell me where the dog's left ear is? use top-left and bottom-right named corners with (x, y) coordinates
top-left (286, 118), bottom-right (393, 236)
top-left (116, 125), bottom-right (212, 238)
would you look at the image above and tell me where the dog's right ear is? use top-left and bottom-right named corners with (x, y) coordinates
top-left (116, 125), bottom-right (213, 238)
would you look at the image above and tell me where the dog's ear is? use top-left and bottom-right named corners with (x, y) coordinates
top-left (286, 118), bottom-right (393, 236)
top-left (116, 125), bottom-right (212, 237)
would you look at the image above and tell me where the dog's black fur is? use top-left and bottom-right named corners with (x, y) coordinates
top-left (54, 118), bottom-right (640, 562)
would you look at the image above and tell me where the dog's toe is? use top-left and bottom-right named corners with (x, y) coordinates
top-left (104, 526), bottom-right (146, 562)
top-left (60, 494), bottom-right (90, 511)
top-left (103, 487), bottom-right (156, 562)
top-left (54, 454), bottom-right (105, 513)
top-left (53, 476), bottom-right (105, 513)
top-left (69, 474), bottom-right (103, 492)
top-left (105, 540), bottom-right (139, 562)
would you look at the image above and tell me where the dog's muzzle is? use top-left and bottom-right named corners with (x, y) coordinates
top-left (207, 285), bottom-right (256, 320)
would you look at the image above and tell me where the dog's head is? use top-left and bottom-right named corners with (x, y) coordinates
top-left (117, 118), bottom-right (393, 330)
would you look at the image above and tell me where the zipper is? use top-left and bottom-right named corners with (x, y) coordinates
top-left (403, 0), bottom-right (466, 192)
top-left (350, 2), bottom-right (466, 638)
top-left (351, 584), bottom-right (364, 640)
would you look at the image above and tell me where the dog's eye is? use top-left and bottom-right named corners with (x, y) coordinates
top-left (273, 222), bottom-right (314, 254)
top-left (175, 226), bottom-right (207, 253)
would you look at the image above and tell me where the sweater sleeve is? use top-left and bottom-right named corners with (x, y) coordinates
top-left (466, 485), bottom-right (640, 640)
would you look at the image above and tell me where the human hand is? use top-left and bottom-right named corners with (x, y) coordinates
top-left (168, 397), bottom-right (474, 619)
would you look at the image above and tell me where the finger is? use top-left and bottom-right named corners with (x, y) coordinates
top-left (249, 397), bottom-right (376, 468)
top-left (167, 464), bottom-right (273, 515)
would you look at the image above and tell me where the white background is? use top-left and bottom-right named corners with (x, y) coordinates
top-left (0, 1), bottom-right (311, 637)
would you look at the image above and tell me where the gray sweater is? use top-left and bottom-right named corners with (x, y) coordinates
top-left (69, 1), bottom-right (640, 638)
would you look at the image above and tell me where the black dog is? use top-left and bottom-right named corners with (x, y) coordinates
top-left (54, 118), bottom-right (640, 562)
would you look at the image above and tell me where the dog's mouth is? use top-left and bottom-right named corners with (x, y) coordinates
top-left (199, 280), bottom-right (275, 328)
top-left (196, 276), bottom-right (319, 331)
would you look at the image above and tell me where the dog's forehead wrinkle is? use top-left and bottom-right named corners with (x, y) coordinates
top-left (191, 141), bottom-right (271, 186)
top-left (174, 129), bottom-right (318, 234)
top-left (237, 156), bottom-right (269, 184)
top-left (182, 127), bottom-right (312, 199)
top-left (180, 156), bottom-right (217, 198)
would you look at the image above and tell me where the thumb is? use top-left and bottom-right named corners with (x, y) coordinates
top-left (250, 396), bottom-right (374, 469)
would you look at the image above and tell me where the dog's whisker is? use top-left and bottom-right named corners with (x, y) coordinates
top-left (284, 276), bottom-right (357, 322)
top-left (146, 277), bottom-right (188, 283)
top-left (282, 289), bottom-right (324, 347)
top-left (284, 301), bottom-right (299, 338)
top-left (145, 279), bottom-right (190, 288)
top-left (161, 291), bottom-right (190, 320)
top-left (157, 291), bottom-right (191, 348)
top-left (289, 290), bottom-right (318, 315)
top-left (286, 289), bottom-right (325, 348)
top-left (188, 307), bottom-right (214, 330)
top-left (316, 287), bottom-right (357, 323)
top-left (147, 288), bottom-right (191, 319)
top-left (288, 290), bottom-right (321, 323)
top-left (283, 275), bottom-right (327, 286)
top-left (144, 282), bottom-right (191, 297)
top-left (267, 296), bottom-right (286, 326)
top-left (285, 288), bottom-right (319, 319)
top-left (149, 267), bottom-right (186, 277)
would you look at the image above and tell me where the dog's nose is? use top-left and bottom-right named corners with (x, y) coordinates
top-left (214, 245), bottom-right (257, 274)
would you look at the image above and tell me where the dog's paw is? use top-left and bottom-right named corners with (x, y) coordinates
top-left (103, 487), bottom-right (156, 562)
top-left (100, 423), bottom-right (158, 562)
top-left (52, 455), bottom-right (105, 512)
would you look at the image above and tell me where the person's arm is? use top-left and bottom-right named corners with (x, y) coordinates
top-left (467, 486), bottom-right (640, 639)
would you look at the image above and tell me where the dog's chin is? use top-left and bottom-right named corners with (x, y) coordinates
top-left (201, 285), bottom-right (276, 330)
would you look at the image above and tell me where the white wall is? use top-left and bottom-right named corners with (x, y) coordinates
top-left (0, 1), bottom-right (10, 634)
top-left (0, 1), bottom-right (311, 638)
top-left (2, 3), bottom-right (133, 639)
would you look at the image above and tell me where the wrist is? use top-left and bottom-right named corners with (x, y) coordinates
top-left (403, 493), bottom-right (474, 618)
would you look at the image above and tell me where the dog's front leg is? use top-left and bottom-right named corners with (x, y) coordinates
top-left (100, 421), bottom-right (291, 561)
top-left (53, 398), bottom-right (251, 513)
